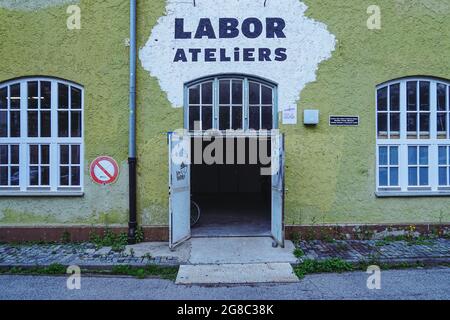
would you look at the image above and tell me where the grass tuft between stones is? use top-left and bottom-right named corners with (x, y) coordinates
top-left (293, 258), bottom-right (432, 279)
top-left (0, 263), bottom-right (179, 281)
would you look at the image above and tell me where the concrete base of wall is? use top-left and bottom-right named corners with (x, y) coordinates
top-left (0, 223), bottom-right (448, 243)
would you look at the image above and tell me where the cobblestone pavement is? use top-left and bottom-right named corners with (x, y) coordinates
top-left (296, 239), bottom-right (450, 263)
top-left (0, 243), bottom-right (180, 268)
top-left (0, 238), bottom-right (449, 268)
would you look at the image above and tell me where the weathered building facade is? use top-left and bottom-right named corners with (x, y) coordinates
top-left (0, 0), bottom-right (449, 244)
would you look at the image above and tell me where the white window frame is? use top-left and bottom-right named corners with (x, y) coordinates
top-left (184, 74), bottom-right (278, 132)
top-left (438, 145), bottom-right (450, 187)
top-left (0, 77), bottom-right (84, 196)
top-left (376, 77), bottom-right (450, 196)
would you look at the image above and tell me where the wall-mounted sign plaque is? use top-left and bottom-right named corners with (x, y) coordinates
top-left (329, 116), bottom-right (359, 126)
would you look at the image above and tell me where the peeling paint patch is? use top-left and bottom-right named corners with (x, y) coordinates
top-left (139, 0), bottom-right (336, 110)
top-left (0, 0), bottom-right (79, 11)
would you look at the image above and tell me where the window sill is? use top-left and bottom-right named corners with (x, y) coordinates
top-left (376, 191), bottom-right (450, 198)
top-left (0, 191), bottom-right (84, 197)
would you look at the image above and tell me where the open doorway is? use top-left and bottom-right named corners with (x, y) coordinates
top-left (190, 136), bottom-right (271, 237)
top-left (168, 74), bottom-right (285, 249)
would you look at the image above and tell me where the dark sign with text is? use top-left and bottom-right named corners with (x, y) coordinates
top-left (329, 116), bottom-right (359, 126)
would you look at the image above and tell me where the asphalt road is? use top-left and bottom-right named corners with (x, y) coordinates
top-left (0, 267), bottom-right (448, 300)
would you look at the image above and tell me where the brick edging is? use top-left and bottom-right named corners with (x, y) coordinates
top-left (0, 223), bottom-right (448, 243)
top-left (0, 226), bottom-right (168, 243)
top-left (285, 223), bottom-right (450, 240)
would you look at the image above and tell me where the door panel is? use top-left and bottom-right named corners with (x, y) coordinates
top-left (168, 132), bottom-right (191, 249)
top-left (271, 133), bottom-right (285, 247)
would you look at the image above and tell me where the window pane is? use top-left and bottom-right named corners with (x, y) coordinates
top-left (41, 111), bottom-right (51, 137)
top-left (60, 166), bottom-right (69, 186)
top-left (71, 87), bottom-right (82, 109)
top-left (189, 85), bottom-right (200, 104)
top-left (437, 84), bottom-right (447, 111)
top-left (419, 113), bottom-right (429, 133)
top-left (0, 87), bottom-right (7, 109)
top-left (11, 145), bottom-right (19, 164)
top-left (58, 111), bottom-right (69, 137)
top-left (189, 106), bottom-right (200, 131)
top-left (71, 145), bottom-right (80, 164)
top-left (0, 167), bottom-right (7, 186)
top-left (41, 81), bottom-right (51, 109)
top-left (71, 111), bottom-right (82, 137)
top-left (390, 167), bottom-right (399, 186)
top-left (0, 145), bottom-right (8, 164)
top-left (408, 167), bottom-right (418, 186)
top-left (249, 106), bottom-right (260, 130)
top-left (261, 86), bottom-right (272, 104)
top-left (390, 113), bottom-right (400, 133)
top-left (377, 113), bottom-right (387, 134)
top-left (389, 147), bottom-right (398, 165)
top-left (377, 87), bottom-right (387, 111)
top-left (408, 146), bottom-right (417, 165)
top-left (219, 81), bottom-right (230, 104)
top-left (60, 145), bottom-right (69, 165)
top-left (419, 167), bottom-right (428, 186)
top-left (261, 106), bottom-right (272, 130)
top-left (202, 106), bottom-right (212, 130)
top-left (10, 111), bottom-right (20, 137)
top-left (249, 82), bottom-right (260, 105)
top-left (390, 84), bottom-right (400, 111)
top-left (419, 146), bottom-right (428, 165)
top-left (439, 167), bottom-right (447, 186)
top-left (437, 113), bottom-right (447, 133)
top-left (41, 145), bottom-right (50, 164)
top-left (41, 166), bottom-right (50, 185)
top-left (27, 111), bottom-right (38, 137)
top-left (10, 166), bottom-right (19, 186)
top-left (0, 111), bottom-right (7, 137)
top-left (58, 84), bottom-right (69, 109)
top-left (232, 106), bottom-right (242, 130)
top-left (379, 146), bottom-right (388, 165)
top-left (379, 167), bottom-right (388, 186)
top-left (71, 166), bottom-right (80, 186)
top-left (419, 81), bottom-right (430, 111)
top-left (407, 81), bottom-right (417, 111)
top-left (28, 81), bottom-right (38, 109)
top-left (30, 145), bottom-right (39, 164)
top-left (29, 166), bottom-right (39, 185)
top-left (407, 113), bottom-right (417, 132)
top-left (438, 147), bottom-right (447, 165)
top-left (10, 84), bottom-right (20, 109)
top-left (219, 107), bottom-right (230, 130)
top-left (201, 82), bottom-right (213, 105)
top-left (232, 81), bottom-right (243, 104)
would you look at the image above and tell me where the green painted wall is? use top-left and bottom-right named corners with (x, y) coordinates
top-left (0, 0), bottom-right (449, 226)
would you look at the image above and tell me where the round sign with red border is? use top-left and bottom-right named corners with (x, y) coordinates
top-left (90, 156), bottom-right (119, 185)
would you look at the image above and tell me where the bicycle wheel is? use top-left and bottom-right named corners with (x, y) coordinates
top-left (190, 201), bottom-right (201, 226)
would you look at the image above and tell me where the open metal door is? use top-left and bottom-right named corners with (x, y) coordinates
top-left (168, 131), bottom-right (191, 250)
top-left (271, 133), bottom-right (285, 248)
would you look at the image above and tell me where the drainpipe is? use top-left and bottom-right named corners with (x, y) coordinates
top-left (128, 0), bottom-right (138, 244)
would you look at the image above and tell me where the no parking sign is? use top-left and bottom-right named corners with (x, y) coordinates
top-left (90, 156), bottom-right (119, 185)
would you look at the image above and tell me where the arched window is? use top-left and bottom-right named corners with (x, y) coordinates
top-left (0, 77), bottom-right (83, 195)
top-left (376, 77), bottom-right (450, 195)
top-left (185, 74), bottom-right (278, 131)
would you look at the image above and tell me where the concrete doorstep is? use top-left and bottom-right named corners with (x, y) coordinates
top-left (176, 263), bottom-right (299, 285)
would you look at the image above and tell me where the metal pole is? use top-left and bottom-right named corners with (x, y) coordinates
top-left (128, 0), bottom-right (137, 244)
